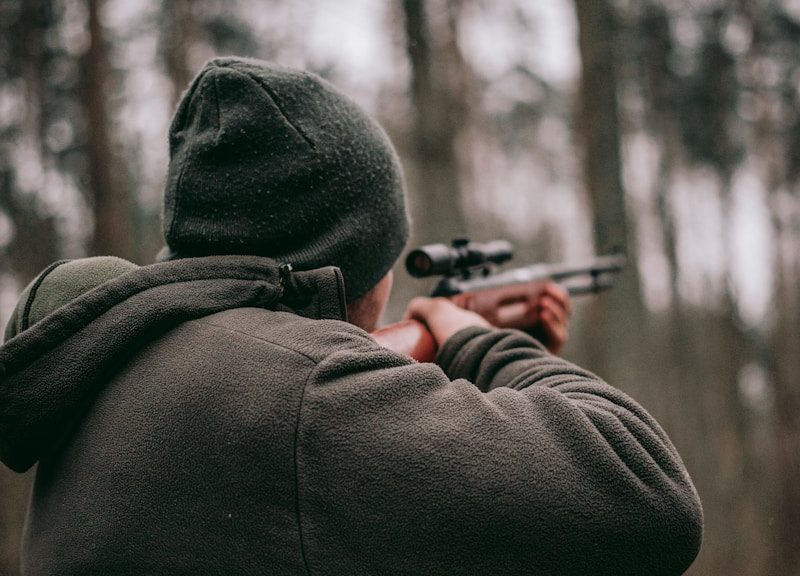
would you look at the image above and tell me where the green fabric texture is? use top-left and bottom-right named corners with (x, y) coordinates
top-left (4, 257), bottom-right (138, 343)
top-left (159, 57), bottom-right (410, 303)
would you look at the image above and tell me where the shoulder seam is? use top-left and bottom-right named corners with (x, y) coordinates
top-left (293, 368), bottom-right (314, 575)
top-left (198, 314), bottom-right (317, 573)
top-left (194, 317), bottom-right (318, 365)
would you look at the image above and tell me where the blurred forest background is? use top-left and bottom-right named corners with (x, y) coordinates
top-left (0, 0), bottom-right (798, 574)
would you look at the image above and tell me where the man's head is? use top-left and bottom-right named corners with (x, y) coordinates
top-left (159, 57), bottom-right (409, 306)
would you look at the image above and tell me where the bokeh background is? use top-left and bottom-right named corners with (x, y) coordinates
top-left (1, 0), bottom-right (799, 574)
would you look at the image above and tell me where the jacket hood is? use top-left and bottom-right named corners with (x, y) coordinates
top-left (0, 255), bottom-right (347, 473)
top-left (4, 256), bottom-right (138, 342)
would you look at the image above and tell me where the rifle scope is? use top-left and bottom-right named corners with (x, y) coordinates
top-left (405, 239), bottom-right (513, 278)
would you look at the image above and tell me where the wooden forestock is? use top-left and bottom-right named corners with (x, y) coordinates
top-left (372, 319), bottom-right (437, 363)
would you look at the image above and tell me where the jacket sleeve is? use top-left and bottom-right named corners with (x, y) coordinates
top-left (296, 324), bottom-right (703, 576)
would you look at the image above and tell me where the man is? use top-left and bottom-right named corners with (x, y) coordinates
top-left (0, 57), bottom-right (702, 575)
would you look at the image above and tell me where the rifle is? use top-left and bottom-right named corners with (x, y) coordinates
top-left (372, 238), bottom-right (625, 362)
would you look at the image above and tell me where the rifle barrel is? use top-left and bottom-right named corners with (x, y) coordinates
top-left (434, 254), bottom-right (626, 296)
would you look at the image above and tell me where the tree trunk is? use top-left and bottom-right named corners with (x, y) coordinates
top-left (400, 0), bottom-right (470, 246)
top-left (767, 213), bottom-right (800, 576)
top-left (0, 5), bottom-right (49, 575)
top-left (739, 2), bottom-right (800, 571)
top-left (1, 0), bottom-right (60, 283)
top-left (574, 0), bottom-right (644, 385)
top-left (83, 0), bottom-right (134, 259)
top-left (163, 0), bottom-right (199, 106)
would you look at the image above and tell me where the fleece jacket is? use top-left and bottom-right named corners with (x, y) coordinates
top-left (0, 255), bottom-right (702, 576)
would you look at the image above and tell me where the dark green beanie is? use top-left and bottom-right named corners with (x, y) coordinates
top-left (159, 57), bottom-right (409, 303)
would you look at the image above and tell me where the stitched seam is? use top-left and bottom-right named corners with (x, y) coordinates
top-left (66, 274), bottom-right (279, 326)
top-left (213, 72), bottom-right (222, 142)
top-left (180, 316), bottom-right (318, 572)
top-left (166, 146), bottom-right (190, 246)
top-left (194, 317), bottom-right (318, 365)
top-left (293, 369), bottom-right (314, 575)
top-left (165, 73), bottom-right (214, 246)
top-left (254, 78), bottom-right (317, 150)
top-left (21, 260), bottom-right (70, 331)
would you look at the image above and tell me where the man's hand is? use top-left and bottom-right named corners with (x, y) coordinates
top-left (404, 282), bottom-right (571, 355)
top-left (403, 297), bottom-right (491, 348)
top-left (450, 281), bottom-right (571, 355)
top-left (523, 282), bottom-right (571, 355)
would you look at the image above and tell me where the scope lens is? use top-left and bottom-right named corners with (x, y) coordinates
top-left (408, 252), bottom-right (432, 276)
